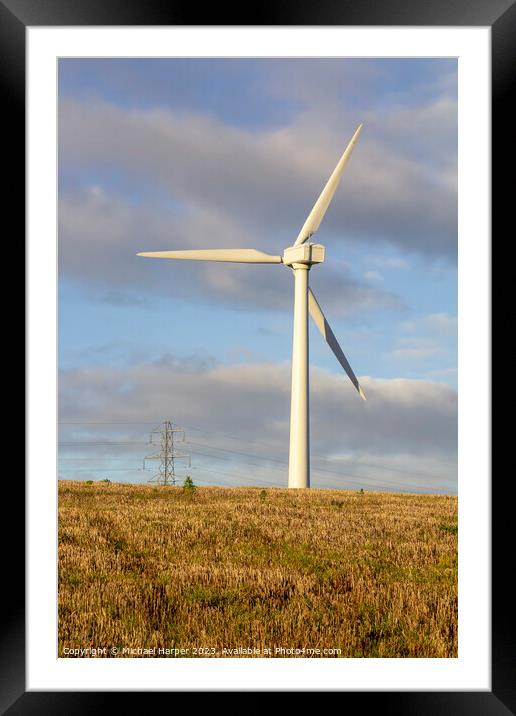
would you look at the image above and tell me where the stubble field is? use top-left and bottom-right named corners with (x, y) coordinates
top-left (58, 481), bottom-right (458, 658)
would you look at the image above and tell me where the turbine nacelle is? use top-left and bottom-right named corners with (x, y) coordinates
top-left (282, 243), bottom-right (325, 268)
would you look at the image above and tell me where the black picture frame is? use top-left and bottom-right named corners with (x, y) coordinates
top-left (9, 0), bottom-right (508, 710)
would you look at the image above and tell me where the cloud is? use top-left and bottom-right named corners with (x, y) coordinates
top-left (309, 372), bottom-right (456, 456)
top-left (389, 338), bottom-right (441, 361)
top-left (385, 313), bottom-right (457, 382)
top-left (368, 255), bottom-right (409, 270)
top-left (263, 59), bottom-right (385, 111)
top-left (58, 355), bottom-right (457, 492)
top-left (319, 452), bottom-right (457, 493)
top-left (58, 186), bottom-right (399, 315)
top-left (425, 312), bottom-right (458, 335)
top-left (59, 93), bottom-right (457, 260)
top-left (364, 270), bottom-right (382, 282)
top-left (399, 313), bottom-right (457, 344)
top-left (423, 367), bottom-right (458, 380)
top-left (263, 59), bottom-right (457, 115)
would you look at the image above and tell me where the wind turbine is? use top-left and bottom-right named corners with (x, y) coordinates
top-left (138, 124), bottom-right (366, 489)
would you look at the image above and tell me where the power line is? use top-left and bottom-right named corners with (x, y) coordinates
top-left (58, 441), bottom-right (148, 446)
top-left (58, 468), bottom-right (151, 473)
top-left (58, 419), bottom-right (451, 489)
top-left (59, 421), bottom-right (158, 425)
top-left (187, 448), bottom-right (419, 490)
top-left (57, 462), bottom-right (412, 490)
top-left (185, 441), bottom-right (436, 489)
top-left (187, 440), bottom-right (288, 466)
top-left (58, 438), bottom-right (439, 490)
top-left (59, 458), bottom-right (149, 462)
top-left (191, 464), bottom-right (281, 486)
top-left (189, 437), bottom-right (444, 481)
top-left (58, 420), bottom-right (446, 481)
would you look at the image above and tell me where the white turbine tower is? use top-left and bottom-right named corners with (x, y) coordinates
top-left (138, 124), bottom-right (366, 489)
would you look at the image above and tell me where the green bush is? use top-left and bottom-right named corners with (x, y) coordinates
top-left (183, 476), bottom-right (196, 495)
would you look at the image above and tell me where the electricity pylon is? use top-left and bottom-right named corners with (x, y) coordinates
top-left (144, 421), bottom-right (190, 486)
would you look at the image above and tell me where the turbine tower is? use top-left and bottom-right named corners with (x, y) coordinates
top-left (138, 124), bottom-right (366, 489)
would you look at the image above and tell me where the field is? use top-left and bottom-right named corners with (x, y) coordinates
top-left (58, 481), bottom-right (458, 658)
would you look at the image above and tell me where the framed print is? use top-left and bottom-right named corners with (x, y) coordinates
top-left (9, 0), bottom-right (510, 710)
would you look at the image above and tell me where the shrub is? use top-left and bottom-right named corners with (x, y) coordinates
top-left (183, 476), bottom-right (196, 495)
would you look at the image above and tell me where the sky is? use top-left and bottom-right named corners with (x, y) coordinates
top-left (58, 58), bottom-right (457, 493)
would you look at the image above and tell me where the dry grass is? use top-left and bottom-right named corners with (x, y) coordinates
top-left (58, 481), bottom-right (457, 658)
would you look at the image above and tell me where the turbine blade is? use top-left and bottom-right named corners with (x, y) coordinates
top-left (294, 124), bottom-right (363, 246)
top-left (137, 249), bottom-right (282, 264)
top-left (308, 288), bottom-right (366, 400)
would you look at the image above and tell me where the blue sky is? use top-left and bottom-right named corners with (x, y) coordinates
top-left (58, 58), bottom-right (457, 493)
